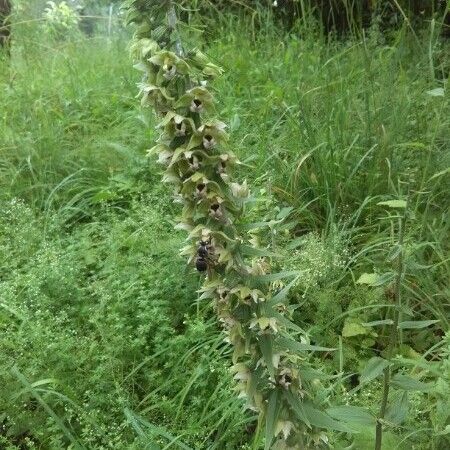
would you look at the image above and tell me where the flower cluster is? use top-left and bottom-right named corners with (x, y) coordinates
top-left (124, 1), bottom-right (340, 447)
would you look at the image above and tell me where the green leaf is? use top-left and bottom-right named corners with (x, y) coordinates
top-left (398, 320), bottom-right (439, 329)
top-left (390, 374), bottom-right (434, 392)
top-left (356, 273), bottom-right (379, 285)
top-left (283, 390), bottom-right (310, 427)
top-left (429, 167), bottom-right (450, 181)
top-left (426, 87), bottom-right (445, 97)
top-left (265, 390), bottom-right (280, 450)
top-left (385, 391), bottom-right (408, 425)
top-left (342, 320), bottom-right (368, 337)
top-left (436, 425), bottom-right (450, 436)
top-left (302, 402), bottom-right (354, 432)
top-left (252, 270), bottom-right (300, 283)
top-left (276, 207), bottom-right (293, 220)
top-left (12, 378), bottom-right (59, 400)
top-left (265, 309), bottom-right (305, 334)
top-left (124, 408), bottom-right (191, 450)
top-left (377, 200), bottom-right (407, 208)
top-left (11, 367), bottom-right (83, 449)
top-left (266, 277), bottom-right (299, 308)
top-left (285, 392), bottom-right (353, 432)
top-left (326, 406), bottom-right (376, 427)
top-left (258, 335), bottom-right (275, 378)
top-left (362, 319), bottom-right (394, 327)
top-left (277, 336), bottom-right (336, 353)
top-left (239, 245), bottom-right (278, 258)
top-left (360, 357), bottom-right (390, 384)
top-left (356, 272), bottom-right (395, 287)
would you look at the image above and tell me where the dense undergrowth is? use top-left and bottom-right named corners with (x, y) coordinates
top-left (0, 5), bottom-right (449, 450)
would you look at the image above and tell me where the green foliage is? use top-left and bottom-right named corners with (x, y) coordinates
top-left (42, 1), bottom-right (80, 39)
top-left (0, 2), bottom-right (448, 449)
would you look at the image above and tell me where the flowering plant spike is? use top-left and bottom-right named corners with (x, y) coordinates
top-left (123, 1), bottom-right (344, 447)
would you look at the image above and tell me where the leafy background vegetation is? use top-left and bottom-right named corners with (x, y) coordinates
top-left (0, 1), bottom-right (448, 449)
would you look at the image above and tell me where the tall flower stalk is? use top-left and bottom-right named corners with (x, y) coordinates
top-left (123, 1), bottom-right (347, 447)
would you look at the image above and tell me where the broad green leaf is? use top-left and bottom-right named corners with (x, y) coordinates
top-left (377, 200), bottom-right (407, 208)
top-left (265, 309), bottom-right (305, 334)
top-left (252, 270), bottom-right (300, 283)
top-left (277, 336), bottom-right (336, 353)
top-left (390, 374), bottom-right (434, 392)
top-left (385, 391), bottom-right (408, 425)
top-left (326, 406), bottom-right (376, 427)
top-left (266, 277), bottom-right (299, 308)
top-left (302, 401), bottom-right (354, 432)
top-left (265, 390), bottom-right (280, 450)
top-left (356, 273), bottom-right (380, 285)
top-left (283, 390), bottom-right (310, 427)
top-left (258, 335), bottom-right (275, 378)
top-left (394, 357), bottom-right (441, 377)
top-left (398, 320), bottom-right (439, 329)
top-left (357, 272), bottom-right (395, 287)
top-left (298, 367), bottom-right (330, 381)
top-left (239, 245), bottom-right (278, 258)
top-left (284, 392), bottom-right (353, 432)
top-left (436, 425), bottom-right (450, 436)
top-left (342, 320), bottom-right (368, 337)
top-left (426, 87), bottom-right (444, 97)
top-left (276, 207), bottom-right (293, 220)
top-left (362, 319), bottom-right (394, 327)
top-left (360, 357), bottom-right (390, 384)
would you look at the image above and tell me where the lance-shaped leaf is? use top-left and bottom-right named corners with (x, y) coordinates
top-left (265, 389), bottom-right (281, 450)
top-left (360, 357), bottom-right (390, 384)
top-left (390, 374), bottom-right (434, 392)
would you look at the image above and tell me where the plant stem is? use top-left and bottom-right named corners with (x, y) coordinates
top-left (374, 196), bottom-right (408, 450)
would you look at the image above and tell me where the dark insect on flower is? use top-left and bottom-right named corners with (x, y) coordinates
top-left (196, 258), bottom-right (208, 272)
top-left (196, 239), bottom-right (212, 272)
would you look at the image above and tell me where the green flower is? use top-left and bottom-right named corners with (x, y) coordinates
top-left (159, 112), bottom-right (196, 138)
top-left (187, 120), bottom-right (228, 151)
top-left (191, 49), bottom-right (224, 78)
top-left (139, 83), bottom-right (174, 110)
top-left (176, 87), bottom-right (215, 113)
top-left (149, 50), bottom-right (190, 80)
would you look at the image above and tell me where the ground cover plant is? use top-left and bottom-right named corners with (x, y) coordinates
top-left (0, 1), bottom-right (449, 449)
